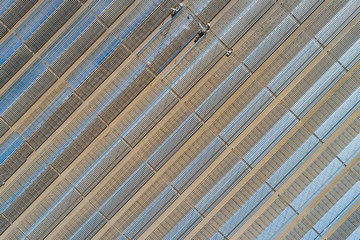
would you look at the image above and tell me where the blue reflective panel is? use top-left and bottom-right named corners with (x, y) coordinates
top-left (0, 159), bottom-right (48, 212)
top-left (268, 135), bottom-right (320, 189)
top-left (196, 64), bottom-right (250, 120)
top-left (21, 87), bottom-right (73, 139)
top-left (0, 60), bottom-right (47, 115)
top-left (291, 158), bottom-right (344, 212)
top-left (115, 0), bottom-right (161, 39)
top-left (124, 186), bottom-right (176, 236)
top-left (268, 39), bottom-right (322, 94)
top-left (165, 209), bottom-right (201, 240)
top-left (120, 88), bottom-right (171, 139)
top-left (195, 159), bottom-right (248, 212)
top-left (16, 0), bottom-right (64, 40)
top-left (66, 34), bottom-right (121, 89)
top-left (218, 0), bottom-right (259, 38)
top-left (148, 117), bottom-right (192, 163)
top-left (138, 11), bottom-right (198, 67)
top-left (24, 186), bottom-right (75, 236)
top-left (190, 0), bottom-right (213, 15)
top-left (347, 226), bottom-right (360, 240)
top-left (291, 0), bottom-right (323, 22)
top-left (315, 181), bottom-right (360, 236)
top-left (94, 62), bottom-right (146, 114)
top-left (156, 33), bottom-right (198, 75)
top-left (211, 233), bottom-right (225, 240)
top-left (244, 112), bottom-right (297, 166)
top-left (70, 211), bottom-right (103, 240)
top-left (338, 133), bottom-right (360, 165)
top-left (43, 11), bottom-right (97, 65)
top-left (0, 132), bottom-right (19, 156)
top-left (338, 37), bottom-right (360, 69)
top-left (46, 111), bottom-right (98, 163)
top-left (292, 63), bottom-right (345, 117)
top-left (257, 206), bottom-right (297, 239)
top-left (243, 15), bottom-right (298, 69)
top-left (315, 86), bottom-right (360, 140)
top-left (220, 183), bottom-right (272, 236)
top-left (99, 162), bottom-right (149, 210)
top-left (0, 34), bottom-right (22, 66)
top-left (172, 137), bottom-right (223, 188)
top-left (116, 234), bottom-right (127, 240)
top-left (302, 228), bottom-right (319, 240)
top-left (0, 132), bottom-right (23, 165)
top-left (220, 88), bottom-right (273, 144)
top-left (73, 135), bottom-right (124, 186)
top-left (91, 0), bottom-right (114, 15)
top-left (0, 0), bottom-right (16, 15)
top-left (315, 0), bottom-right (359, 45)
top-left (167, 36), bottom-right (220, 89)
top-left (147, 113), bottom-right (201, 169)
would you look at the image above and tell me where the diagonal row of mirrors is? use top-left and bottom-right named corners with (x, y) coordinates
top-left (0, 0), bottom-right (359, 239)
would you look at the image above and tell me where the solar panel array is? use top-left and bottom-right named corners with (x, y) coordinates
top-left (0, 0), bottom-right (359, 239)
